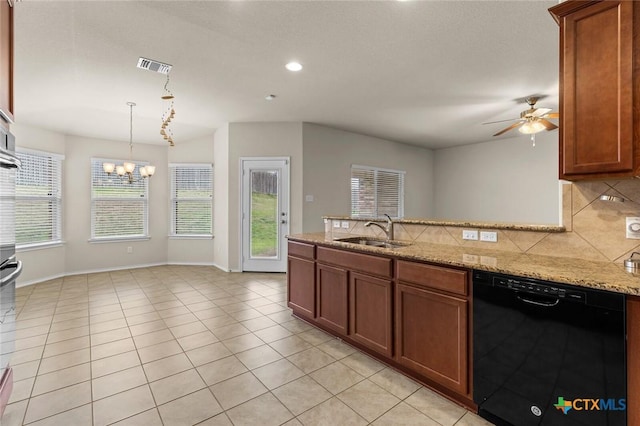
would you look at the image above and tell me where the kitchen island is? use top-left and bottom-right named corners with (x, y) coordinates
top-left (286, 232), bottom-right (640, 424)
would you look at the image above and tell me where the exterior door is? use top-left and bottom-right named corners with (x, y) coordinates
top-left (241, 158), bottom-right (289, 272)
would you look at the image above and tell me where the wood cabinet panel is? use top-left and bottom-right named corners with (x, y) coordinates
top-left (316, 263), bottom-right (348, 335)
top-left (397, 260), bottom-right (467, 296)
top-left (395, 282), bottom-right (468, 395)
top-left (349, 272), bottom-right (393, 357)
top-left (287, 256), bottom-right (315, 319)
top-left (550, 0), bottom-right (638, 179)
top-left (317, 246), bottom-right (392, 278)
top-left (0, 1), bottom-right (12, 124)
top-left (288, 240), bottom-right (315, 260)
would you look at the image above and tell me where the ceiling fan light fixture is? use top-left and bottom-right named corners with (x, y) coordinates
top-left (518, 120), bottom-right (546, 134)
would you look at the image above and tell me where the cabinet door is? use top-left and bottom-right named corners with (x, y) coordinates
top-left (0, 1), bottom-right (12, 124)
top-left (395, 283), bottom-right (468, 395)
top-left (556, 0), bottom-right (635, 179)
top-left (316, 263), bottom-right (348, 335)
top-left (287, 256), bottom-right (315, 320)
top-left (349, 272), bottom-right (392, 357)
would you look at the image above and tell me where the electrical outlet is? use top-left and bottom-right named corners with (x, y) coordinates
top-left (462, 254), bottom-right (479, 263)
top-left (627, 217), bottom-right (640, 239)
top-left (341, 221), bottom-right (350, 229)
top-left (127, 246), bottom-right (133, 254)
top-left (480, 231), bottom-right (498, 242)
top-left (333, 221), bottom-right (341, 228)
top-left (305, 195), bottom-right (314, 202)
top-left (462, 230), bottom-right (478, 241)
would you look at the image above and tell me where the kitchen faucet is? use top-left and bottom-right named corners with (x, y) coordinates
top-left (365, 214), bottom-right (394, 241)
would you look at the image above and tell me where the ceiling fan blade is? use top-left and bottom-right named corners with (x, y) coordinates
top-left (493, 121), bottom-right (523, 136)
top-left (539, 118), bottom-right (558, 131)
top-left (482, 117), bottom-right (521, 125)
top-left (543, 112), bottom-right (559, 119)
top-left (531, 107), bottom-right (552, 117)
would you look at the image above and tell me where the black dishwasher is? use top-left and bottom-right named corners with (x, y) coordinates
top-left (473, 270), bottom-right (626, 426)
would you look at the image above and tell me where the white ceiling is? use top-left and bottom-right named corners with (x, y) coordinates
top-left (13, 0), bottom-right (560, 150)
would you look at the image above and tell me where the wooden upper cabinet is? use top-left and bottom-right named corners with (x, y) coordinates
top-left (0, 0), bottom-right (12, 125)
top-left (550, 0), bottom-right (637, 180)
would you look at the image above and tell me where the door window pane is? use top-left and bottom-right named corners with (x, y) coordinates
top-left (250, 170), bottom-right (278, 258)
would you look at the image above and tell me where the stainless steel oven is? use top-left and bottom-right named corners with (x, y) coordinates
top-left (0, 127), bottom-right (21, 417)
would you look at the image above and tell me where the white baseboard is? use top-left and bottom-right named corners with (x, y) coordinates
top-left (66, 262), bottom-right (167, 277)
top-left (17, 272), bottom-right (66, 288)
top-left (16, 262), bottom-right (249, 288)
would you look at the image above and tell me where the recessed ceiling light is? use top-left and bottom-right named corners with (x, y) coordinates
top-left (285, 61), bottom-right (303, 72)
top-left (265, 94), bottom-right (276, 101)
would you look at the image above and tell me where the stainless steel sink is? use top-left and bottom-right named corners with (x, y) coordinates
top-left (334, 237), bottom-right (411, 249)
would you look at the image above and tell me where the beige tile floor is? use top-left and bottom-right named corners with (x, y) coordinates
top-left (1, 265), bottom-right (494, 426)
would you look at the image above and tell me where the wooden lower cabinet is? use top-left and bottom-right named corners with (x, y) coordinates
top-left (395, 282), bottom-right (469, 396)
top-left (287, 256), bottom-right (315, 319)
top-left (316, 263), bottom-right (348, 335)
top-left (349, 272), bottom-right (393, 357)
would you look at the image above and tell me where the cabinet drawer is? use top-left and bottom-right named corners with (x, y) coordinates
top-left (397, 261), bottom-right (468, 296)
top-left (288, 241), bottom-right (315, 260)
top-left (317, 246), bottom-right (392, 278)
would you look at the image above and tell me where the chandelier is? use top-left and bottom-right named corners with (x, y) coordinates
top-left (102, 102), bottom-right (155, 183)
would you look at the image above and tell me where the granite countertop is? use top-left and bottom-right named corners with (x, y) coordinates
top-left (287, 233), bottom-right (640, 296)
top-left (322, 216), bottom-right (565, 233)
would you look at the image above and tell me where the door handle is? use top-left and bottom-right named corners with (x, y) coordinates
top-left (0, 261), bottom-right (23, 287)
top-left (0, 149), bottom-right (20, 169)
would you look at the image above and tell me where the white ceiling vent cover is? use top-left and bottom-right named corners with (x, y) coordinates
top-left (137, 57), bottom-right (172, 74)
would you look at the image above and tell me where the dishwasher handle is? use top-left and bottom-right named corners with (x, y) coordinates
top-left (516, 294), bottom-right (560, 307)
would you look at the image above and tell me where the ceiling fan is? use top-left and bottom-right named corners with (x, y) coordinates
top-left (484, 96), bottom-right (559, 139)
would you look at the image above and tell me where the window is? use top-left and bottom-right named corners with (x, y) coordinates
top-left (169, 163), bottom-right (213, 237)
top-left (15, 149), bottom-right (63, 247)
top-left (351, 165), bottom-right (405, 218)
top-left (90, 158), bottom-right (149, 240)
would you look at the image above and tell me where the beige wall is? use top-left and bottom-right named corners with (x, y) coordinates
top-left (433, 131), bottom-right (560, 225)
top-left (226, 122), bottom-right (304, 271)
top-left (301, 123), bottom-right (434, 232)
top-left (63, 135), bottom-right (169, 274)
top-left (12, 124), bottom-right (67, 285)
top-left (167, 134), bottom-right (215, 265)
top-left (213, 124), bottom-right (230, 271)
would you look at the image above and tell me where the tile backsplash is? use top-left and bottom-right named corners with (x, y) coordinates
top-left (326, 179), bottom-right (640, 264)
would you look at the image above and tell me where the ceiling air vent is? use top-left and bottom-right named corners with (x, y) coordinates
top-left (137, 57), bottom-right (172, 74)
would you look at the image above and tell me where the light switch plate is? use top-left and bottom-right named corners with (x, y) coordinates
top-left (341, 221), bottom-right (350, 229)
top-left (626, 217), bottom-right (640, 239)
top-left (333, 221), bottom-right (341, 228)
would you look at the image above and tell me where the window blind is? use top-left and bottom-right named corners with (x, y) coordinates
top-left (16, 149), bottom-right (63, 247)
top-left (169, 163), bottom-right (213, 236)
top-left (91, 158), bottom-right (148, 239)
top-left (351, 165), bottom-right (405, 218)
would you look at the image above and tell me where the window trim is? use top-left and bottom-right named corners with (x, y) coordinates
top-left (90, 157), bottom-right (150, 242)
top-left (15, 148), bottom-right (64, 249)
top-left (350, 164), bottom-right (405, 219)
top-left (169, 162), bottom-right (213, 238)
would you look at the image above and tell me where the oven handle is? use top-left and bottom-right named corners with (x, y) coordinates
top-left (0, 261), bottom-right (22, 287)
top-left (516, 294), bottom-right (560, 307)
top-left (0, 148), bottom-right (21, 169)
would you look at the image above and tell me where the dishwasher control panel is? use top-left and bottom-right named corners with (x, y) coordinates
top-left (494, 277), bottom-right (586, 302)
